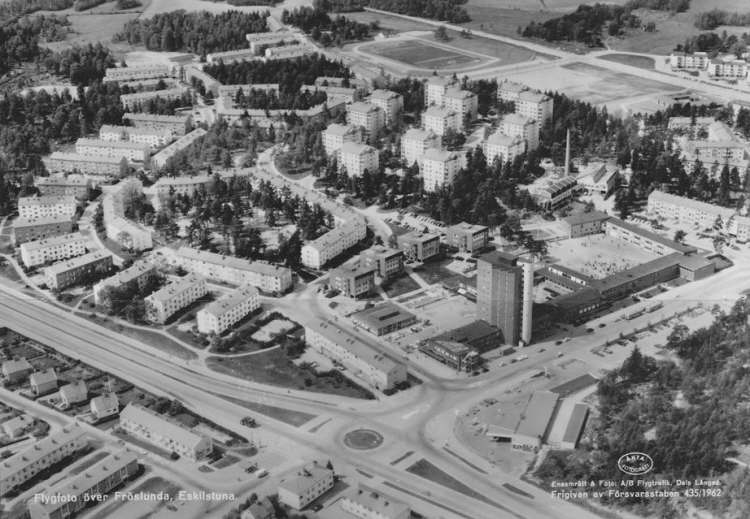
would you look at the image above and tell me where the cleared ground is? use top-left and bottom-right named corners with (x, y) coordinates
top-left (547, 234), bottom-right (659, 280)
top-left (597, 53), bottom-right (655, 70)
top-left (360, 38), bottom-right (483, 70)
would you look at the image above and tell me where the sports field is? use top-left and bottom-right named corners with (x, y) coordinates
top-left (547, 234), bottom-right (658, 280)
top-left (361, 39), bottom-right (483, 70)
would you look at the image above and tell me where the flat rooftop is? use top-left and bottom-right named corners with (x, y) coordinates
top-left (351, 302), bottom-right (416, 330)
top-left (515, 391), bottom-right (558, 438)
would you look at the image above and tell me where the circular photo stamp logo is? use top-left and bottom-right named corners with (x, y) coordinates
top-left (617, 452), bottom-right (654, 476)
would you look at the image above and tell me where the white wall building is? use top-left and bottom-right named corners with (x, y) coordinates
top-left (368, 89), bottom-right (403, 125)
top-left (422, 106), bottom-right (460, 136)
top-left (18, 196), bottom-right (76, 220)
top-left (301, 218), bottom-right (366, 270)
top-left (278, 462), bottom-right (334, 510)
top-left (424, 76), bottom-right (458, 107)
top-left (19, 232), bottom-right (88, 268)
top-left (322, 123), bottom-right (362, 156)
top-left (196, 284), bottom-right (260, 335)
top-left (516, 90), bottom-right (553, 125)
top-left (443, 87), bottom-right (478, 122)
top-left (75, 138), bottom-right (150, 164)
top-left (338, 142), bottom-right (379, 177)
top-left (99, 124), bottom-right (174, 148)
top-left (483, 132), bottom-right (526, 165)
top-left (501, 113), bottom-right (539, 151)
top-left (341, 486), bottom-right (411, 519)
top-left (150, 128), bottom-right (207, 170)
top-left (93, 260), bottom-right (157, 305)
top-left (347, 102), bottom-right (384, 142)
top-left (119, 87), bottom-right (187, 111)
top-left (43, 152), bottom-right (125, 176)
top-left (669, 52), bottom-right (709, 70)
top-left (123, 112), bottom-right (191, 136)
top-left (421, 148), bottom-right (461, 192)
top-left (104, 64), bottom-right (175, 83)
top-left (145, 273), bottom-right (207, 324)
top-left (400, 128), bottom-right (441, 167)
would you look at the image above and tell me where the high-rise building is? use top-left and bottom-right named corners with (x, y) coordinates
top-left (476, 251), bottom-right (526, 346)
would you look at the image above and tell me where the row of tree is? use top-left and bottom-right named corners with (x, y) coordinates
top-left (113, 10), bottom-right (268, 55)
top-left (0, 0), bottom-right (72, 20)
top-left (695, 9), bottom-right (750, 30)
top-left (314, 0), bottom-right (469, 22)
top-left (281, 6), bottom-right (375, 47)
top-left (674, 30), bottom-right (750, 56)
top-left (233, 88), bottom-right (328, 111)
top-left (0, 15), bottom-right (70, 76)
top-left (522, 4), bottom-right (639, 46)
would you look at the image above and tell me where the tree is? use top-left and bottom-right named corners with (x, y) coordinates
top-left (434, 25), bottom-right (449, 41)
top-left (673, 229), bottom-right (686, 243)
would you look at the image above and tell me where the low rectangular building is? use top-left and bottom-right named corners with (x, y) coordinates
top-left (123, 112), bottom-right (191, 136)
top-left (433, 320), bottom-right (502, 353)
top-left (43, 152), bottom-right (126, 176)
top-left (359, 246), bottom-right (404, 279)
top-left (0, 425), bottom-right (86, 497)
top-left (278, 462), bottom-right (334, 510)
top-left (150, 127), bottom-right (208, 170)
top-left (301, 218), bottom-right (367, 270)
top-left (351, 302), bottom-right (416, 336)
top-left (119, 403), bottom-right (212, 460)
top-left (561, 210), bottom-right (610, 238)
top-left (35, 175), bottom-right (90, 199)
top-left (330, 261), bottom-right (376, 298)
top-left (104, 64), bottom-right (175, 83)
top-left (647, 190), bottom-right (735, 230)
top-left (575, 162), bottom-right (618, 195)
top-left (561, 403), bottom-right (589, 450)
top-left (18, 195), bottom-right (77, 220)
top-left (120, 87), bottom-right (187, 111)
top-left (43, 250), bottom-right (113, 290)
top-left (603, 217), bottom-right (697, 256)
top-left (419, 340), bottom-right (480, 372)
top-left (173, 247), bottom-right (292, 293)
top-left (305, 321), bottom-right (407, 391)
top-left (1, 358), bottom-right (33, 383)
top-left (445, 222), bottom-right (489, 254)
top-left (99, 124), bottom-right (174, 148)
top-left (93, 260), bottom-right (157, 306)
top-left (196, 284), bottom-right (260, 335)
top-left (27, 450), bottom-right (139, 519)
top-left (527, 176), bottom-right (577, 210)
top-left (20, 232), bottom-right (88, 268)
top-left (145, 273), bottom-right (207, 323)
top-left (12, 215), bottom-right (74, 245)
top-left (340, 485), bottom-right (411, 519)
top-left (75, 138), bottom-right (150, 164)
top-left (397, 231), bottom-right (440, 262)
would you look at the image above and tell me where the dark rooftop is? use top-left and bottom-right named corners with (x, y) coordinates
top-left (478, 250), bottom-right (518, 268)
top-left (562, 403), bottom-right (589, 444)
top-left (563, 210), bottom-right (610, 227)
top-left (351, 302), bottom-right (416, 330)
top-left (434, 320), bottom-right (501, 344)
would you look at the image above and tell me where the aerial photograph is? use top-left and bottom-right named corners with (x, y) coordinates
top-left (1, 0), bottom-right (750, 518)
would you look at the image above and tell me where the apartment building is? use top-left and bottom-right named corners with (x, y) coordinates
top-left (196, 284), bottom-right (260, 335)
top-left (708, 59), bottom-right (748, 79)
top-left (44, 251), bottom-right (114, 290)
top-left (501, 113), bottom-right (539, 151)
top-left (516, 90), bottom-right (553, 125)
top-left (18, 195), bottom-right (77, 220)
top-left (152, 174), bottom-right (213, 198)
top-left (206, 48), bottom-right (259, 65)
top-left (27, 450), bottom-right (139, 519)
top-left (0, 425), bottom-right (86, 497)
top-left (445, 222), bottom-right (489, 254)
top-left (681, 139), bottom-right (748, 174)
top-left (265, 44), bottom-right (309, 60)
top-left (347, 102), bottom-right (384, 142)
top-left (302, 83), bottom-right (359, 104)
top-left (443, 87), bottom-right (478, 122)
top-left (12, 215), bottom-right (73, 245)
top-left (603, 217), bottom-right (697, 256)
top-left (119, 403), bottom-right (213, 460)
top-left (120, 87), bottom-right (187, 110)
top-left (246, 31), bottom-right (301, 54)
top-left (340, 485), bottom-right (411, 519)
top-left (278, 462), bottom-right (334, 510)
top-left (483, 132), bottom-right (525, 165)
top-left (422, 106), bottom-right (460, 136)
top-left (647, 190), bottom-right (736, 229)
top-left (400, 128), bottom-right (441, 167)
top-left (421, 148), bottom-right (461, 192)
top-left (330, 261), bottom-right (376, 298)
top-left (145, 273), bottom-right (207, 323)
top-left (123, 112), bottom-right (192, 136)
top-left (150, 128), bottom-right (208, 170)
top-left (20, 232), bottom-right (88, 268)
top-left (102, 179), bottom-right (153, 251)
top-left (301, 218), bottom-right (367, 269)
top-left (306, 321), bottom-right (407, 390)
top-left (397, 231), bottom-right (440, 262)
top-left (93, 260), bottom-right (157, 306)
top-left (424, 76), bottom-right (458, 107)
top-left (669, 51), bottom-right (709, 70)
top-left (35, 175), bottom-right (90, 199)
top-left (43, 152), bottom-right (125, 176)
top-left (497, 80), bottom-right (529, 103)
top-left (360, 246), bottom-right (404, 279)
top-left (322, 123), bottom-right (362, 156)
top-left (75, 138), bottom-right (150, 164)
top-left (368, 89), bottom-right (403, 124)
top-left (99, 124), bottom-right (174, 148)
top-left (338, 142), bottom-right (380, 177)
top-left (104, 64), bottom-right (175, 83)
top-left (173, 247), bottom-right (293, 293)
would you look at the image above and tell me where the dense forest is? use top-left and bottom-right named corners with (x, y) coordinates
top-left (73, 0), bottom-right (106, 11)
top-left (0, 15), bottom-right (70, 76)
top-left (695, 9), bottom-right (750, 30)
top-left (41, 43), bottom-right (115, 85)
top-left (113, 10), bottom-right (268, 55)
top-left (203, 54), bottom-right (352, 94)
top-left (202, 0), bottom-right (280, 6)
top-left (282, 7), bottom-right (374, 46)
top-left (675, 31), bottom-right (750, 56)
top-left (314, 0), bottom-right (470, 23)
top-left (0, 0), bottom-right (73, 20)
top-left (233, 88), bottom-right (328, 111)
top-left (536, 298), bottom-right (750, 519)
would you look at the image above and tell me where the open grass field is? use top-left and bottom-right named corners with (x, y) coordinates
top-left (360, 39), bottom-right (483, 70)
top-left (598, 53), bottom-right (655, 70)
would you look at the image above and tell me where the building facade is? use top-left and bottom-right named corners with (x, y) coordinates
top-left (347, 102), bottom-right (384, 142)
top-left (422, 106), bottom-right (460, 136)
top-left (421, 148), bottom-right (461, 192)
top-left (144, 273), bottom-right (207, 324)
top-left (278, 463), bottom-right (334, 510)
top-left (359, 246), bottom-right (404, 279)
top-left (12, 215), bottom-right (73, 246)
top-left (330, 261), bottom-right (376, 298)
top-left (477, 251), bottom-right (523, 346)
top-left (20, 231), bottom-right (89, 269)
top-left (500, 114), bottom-right (539, 151)
top-left (43, 250), bottom-right (113, 290)
top-left (196, 284), bottom-right (260, 335)
top-left (18, 196), bottom-right (77, 220)
top-left (368, 89), bottom-right (403, 125)
top-left (483, 132), bottom-right (525, 165)
top-left (338, 142), bottom-right (380, 177)
top-left (400, 128), bottom-right (441, 167)
top-left (397, 232), bottom-right (440, 262)
top-left (322, 123), bottom-right (362, 156)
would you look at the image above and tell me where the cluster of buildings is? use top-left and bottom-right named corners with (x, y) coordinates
top-left (101, 178), bottom-right (154, 251)
top-left (93, 260), bottom-right (158, 306)
top-left (145, 273), bottom-right (207, 324)
top-left (1, 359), bottom-right (60, 396)
top-left (668, 116), bottom-right (750, 175)
top-left (206, 28), bottom-right (308, 64)
top-left (670, 51), bottom-right (750, 81)
top-left (196, 284), bottom-right (260, 335)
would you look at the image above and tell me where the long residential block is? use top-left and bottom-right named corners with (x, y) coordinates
top-left (75, 138), bottom-right (150, 163)
top-left (18, 196), bottom-right (77, 220)
top-left (301, 218), bottom-right (367, 270)
top-left (123, 112), bottom-right (191, 136)
top-left (150, 128), bottom-right (207, 170)
top-left (93, 260), bottom-right (157, 306)
top-left (43, 152), bottom-right (126, 176)
top-left (196, 284), bottom-right (260, 335)
top-left (20, 232), bottom-right (88, 268)
top-left (35, 175), bottom-right (90, 198)
top-left (43, 250), bottom-right (113, 290)
top-left (12, 215), bottom-right (73, 246)
top-left (145, 273), bottom-right (207, 323)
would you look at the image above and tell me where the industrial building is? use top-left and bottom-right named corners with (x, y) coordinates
top-left (350, 302), bottom-right (417, 336)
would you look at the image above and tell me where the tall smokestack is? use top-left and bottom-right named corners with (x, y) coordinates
top-left (565, 128), bottom-right (571, 176)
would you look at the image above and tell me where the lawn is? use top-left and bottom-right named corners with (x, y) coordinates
top-left (382, 274), bottom-right (420, 298)
top-left (215, 393), bottom-right (316, 427)
top-left (360, 39), bottom-right (483, 70)
top-left (206, 348), bottom-right (375, 400)
top-left (597, 53), bottom-right (655, 70)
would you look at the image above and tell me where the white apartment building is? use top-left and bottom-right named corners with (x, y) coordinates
top-left (119, 403), bottom-right (212, 460)
top-left (35, 175), bottom-right (90, 198)
top-left (246, 31), bottom-right (300, 53)
top-left (43, 250), bottom-right (113, 290)
top-left (647, 190), bottom-right (736, 229)
top-left (681, 139), bottom-right (748, 175)
top-left (305, 321), bottom-right (407, 390)
top-left (150, 128), bottom-right (207, 170)
top-left (669, 52), bottom-right (709, 70)
top-left (120, 87), bottom-right (187, 110)
top-left (301, 218), bottom-right (367, 269)
top-left (424, 76), bottom-right (458, 107)
top-left (152, 174), bottom-right (213, 198)
top-left (145, 273), bottom-right (207, 324)
top-left (75, 138), bottom-right (150, 163)
top-left (0, 425), bottom-right (86, 497)
top-left (43, 152), bottom-right (125, 176)
top-left (484, 132), bottom-right (526, 165)
top-left (196, 284), bottom-right (260, 335)
top-left (12, 215), bottom-right (73, 245)
top-left (103, 64), bottom-right (175, 83)
top-left (322, 123), bottom-right (362, 156)
top-left (173, 247), bottom-right (293, 293)
top-left (99, 125), bottom-right (174, 148)
top-left (443, 87), bottom-right (478, 122)
top-left (265, 44), bottom-right (309, 60)
top-left (102, 179), bottom-right (153, 251)
top-left (347, 102), bottom-right (384, 142)
top-left (93, 260), bottom-right (156, 305)
top-left (422, 106), bottom-right (460, 136)
top-left (20, 232), bottom-right (88, 268)
top-left (497, 80), bottom-right (528, 103)
top-left (338, 142), bottom-right (379, 177)
top-left (516, 90), bottom-right (554, 125)
top-left (708, 59), bottom-right (748, 79)
top-left (18, 195), bottom-right (77, 220)
top-left (368, 89), bottom-right (403, 124)
top-left (206, 48), bottom-right (259, 64)
top-left (123, 112), bottom-right (191, 136)
top-left (278, 462), bottom-right (334, 510)
top-left (501, 113), bottom-right (539, 151)
top-left (303, 83), bottom-right (359, 104)
top-left (400, 128), bottom-right (441, 167)
top-left (341, 486), bottom-right (411, 519)
top-left (421, 148), bottom-right (461, 192)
